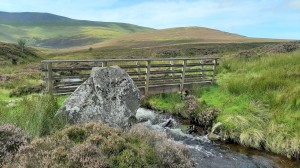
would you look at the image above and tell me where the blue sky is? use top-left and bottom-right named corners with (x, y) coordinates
top-left (1, 0), bottom-right (300, 39)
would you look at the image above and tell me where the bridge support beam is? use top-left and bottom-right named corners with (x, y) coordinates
top-left (180, 60), bottom-right (187, 92)
top-left (145, 60), bottom-right (151, 95)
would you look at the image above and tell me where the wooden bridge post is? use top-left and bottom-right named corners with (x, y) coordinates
top-left (180, 60), bottom-right (187, 91)
top-left (102, 61), bottom-right (108, 67)
top-left (201, 59), bottom-right (204, 79)
top-left (212, 59), bottom-right (217, 83)
top-left (145, 60), bottom-right (151, 95)
top-left (46, 62), bottom-right (53, 94)
top-left (136, 61), bottom-right (141, 80)
top-left (170, 60), bottom-right (174, 81)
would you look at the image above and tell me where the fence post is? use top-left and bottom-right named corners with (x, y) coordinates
top-left (200, 59), bottom-right (204, 79)
top-left (46, 62), bottom-right (53, 94)
top-left (170, 60), bottom-right (174, 81)
top-left (212, 59), bottom-right (217, 83)
top-left (102, 61), bottom-right (108, 67)
top-left (145, 60), bottom-right (151, 95)
top-left (180, 60), bottom-right (187, 91)
top-left (136, 61), bottom-right (141, 80)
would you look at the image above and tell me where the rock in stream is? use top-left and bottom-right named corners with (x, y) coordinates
top-left (56, 66), bottom-right (140, 127)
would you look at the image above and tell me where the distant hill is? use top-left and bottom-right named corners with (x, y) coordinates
top-left (96, 27), bottom-right (286, 49)
top-left (0, 11), bottom-right (153, 48)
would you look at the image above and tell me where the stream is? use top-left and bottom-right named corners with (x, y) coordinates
top-left (136, 108), bottom-right (300, 168)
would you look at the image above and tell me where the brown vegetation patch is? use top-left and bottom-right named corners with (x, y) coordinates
top-left (0, 124), bottom-right (29, 167)
top-left (5, 122), bottom-right (194, 168)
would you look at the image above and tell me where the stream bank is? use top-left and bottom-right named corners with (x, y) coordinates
top-left (136, 108), bottom-right (300, 168)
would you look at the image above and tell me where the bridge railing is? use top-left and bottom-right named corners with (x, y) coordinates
top-left (41, 58), bottom-right (219, 95)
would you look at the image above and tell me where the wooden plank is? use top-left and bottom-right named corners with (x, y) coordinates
top-left (120, 64), bottom-right (147, 69)
top-left (201, 60), bottom-right (205, 79)
top-left (212, 59), bottom-right (217, 83)
top-left (54, 84), bottom-right (81, 89)
top-left (151, 64), bottom-right (182, 68)
top-left (149, 80), bottom-right (181, 86)
top-left (149, 83), bottom-right (181, 88)
top-left (41, 57), bottom-right (220, 63)
top-left (187, 63), bottom-right (218, 66)
top-left (180, 60), bottom-right (187, 91)
top-left (185, 74), bottom-right (213, 78)
top-left (52, 74), bottom-right (90, 80)
top-left (150, 76), bottom-right (182, 81)
top-left (145, 60), bottom-right (151, 95)
top-left (55, 88), bottom-right (77, 93)
top-left (51, 67), bottom-right (93, 72)
top-left (54, 83), bottom-right (82, 88)
top-left (102, 61), bottom-right (108, 67)
top-left (47, 62), bottom-right (53, 93)
top-left (136, 61), bottom-right (141, 80)
top-left (149, 70), bottom-right (182, 75)
top-left (185, 69), bottom-right (214, 73)
top-left (127, 72), bottom-right (147, 76)
top-left (170, 60), bottom-right (175, 81)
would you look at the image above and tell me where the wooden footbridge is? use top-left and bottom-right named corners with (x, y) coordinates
top-left (41, 58), bottom-right (219, 95)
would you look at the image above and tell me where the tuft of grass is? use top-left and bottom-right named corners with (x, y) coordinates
top-left (0, 94), bottom-right (65, 138)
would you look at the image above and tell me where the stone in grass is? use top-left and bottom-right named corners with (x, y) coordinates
top-left (56, 66), bottom-right (140, 128)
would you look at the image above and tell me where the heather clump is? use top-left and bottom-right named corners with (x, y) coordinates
top-left (0, 124), bottom-right (29, 167)
top-left (6, 122), bottom-right (194, 168)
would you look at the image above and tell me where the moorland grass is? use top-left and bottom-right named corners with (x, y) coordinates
top-left (0, 94), bottom-right (64, 138)
top-left (147, 49), bottom-right (300, 159)
top-left (204, 50), bottom-right (300, 159)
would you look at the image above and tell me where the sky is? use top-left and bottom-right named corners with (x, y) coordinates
top-left (0, 0), bottom-right (300, 39)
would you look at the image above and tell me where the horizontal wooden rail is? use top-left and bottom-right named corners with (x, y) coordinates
top-left (41, 57), bottom-right (220, 63)
top-left (41, 57), bottom-right (219, 95)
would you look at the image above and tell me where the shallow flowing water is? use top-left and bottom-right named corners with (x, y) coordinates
top-left (136, 108), bottom-right (300, 168)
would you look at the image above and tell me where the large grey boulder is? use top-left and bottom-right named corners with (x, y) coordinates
top-left (56, 66), bottom-right (140, 127)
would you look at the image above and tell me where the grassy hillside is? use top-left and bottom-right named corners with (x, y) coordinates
top-left (0, 11), bottom-right (153, 48)
top-left (92, 27), bottom-right (286, 49)
top-left (146, 44), bottom-right (300, 159)
top-left (55, 27), bottom-right (286, 59)
top-left (0, 41), bottom-right (39, 65)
